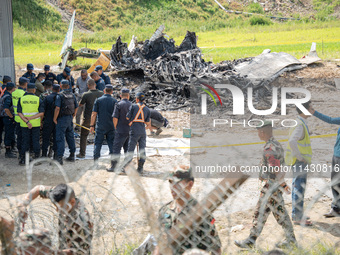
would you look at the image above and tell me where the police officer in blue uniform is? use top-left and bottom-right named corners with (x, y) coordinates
top-left (90, 84), bottom-right (117, 164)
top-left (1, 82), bottom-right (16, 158)
top-left (107, 88), bottom-right (132, 172)
top-left (42, 84), bottom-right (60, 158)
top-left (56, 67), bottom-right (75, 87)
top-left (22, 64), bottom-right (36, 83)
top-left (89, 71), bottom-right (105, 91)
top-left (17, 83), bottom-right (44, 165)
top-left (122, 92), bottom-right (151, 174)
top-left (53, 80), bottom-right (78, 165)
top-left (0, 75), bottom-right (12, 149)
top-left (0, 75), bottom-right (11, 96)
top-left (43, 65), bottom-right (57, 85)
top-left (95, 65), bottom-right (111, 85)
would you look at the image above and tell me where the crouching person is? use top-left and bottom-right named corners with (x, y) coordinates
top-left (0, 216), bottom-right (73, 254)
top-left (18, 184), bottom-right (93, 254)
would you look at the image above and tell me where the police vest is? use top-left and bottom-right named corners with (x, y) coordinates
top-left (285, 118), bottom-right (312, 165)
top-left (129, 103), bottom-right (146, 126)
top-left (12, 88), bottom-right (26, 123)
top-left (19, 94), bottom-right (41, 128)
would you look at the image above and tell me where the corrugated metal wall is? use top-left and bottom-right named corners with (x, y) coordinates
top-left (0, 0), bottom-right (16, 83)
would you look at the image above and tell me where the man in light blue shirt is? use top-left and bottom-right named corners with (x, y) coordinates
top-left (75, 69), bottom-right (89, 128)
top-left (310, 107), bottom-right (340, 218)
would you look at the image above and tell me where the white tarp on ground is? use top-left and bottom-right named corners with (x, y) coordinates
top-left (65, 137), bottom-right (190, 160)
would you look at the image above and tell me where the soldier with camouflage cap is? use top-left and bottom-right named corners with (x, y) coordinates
top-left (18, 184), bottom-right (93, 254)
top-left (154, 166), bottom-right (222, 255)
top-left (235, 120), bottom-right (297, 249)
top-left (0, 216), bottom-right (72, 254)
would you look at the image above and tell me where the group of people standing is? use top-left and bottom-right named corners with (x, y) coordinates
top-left (0, 63), bottom-right (168, 173)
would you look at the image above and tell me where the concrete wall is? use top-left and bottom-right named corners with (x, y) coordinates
top-left (0, 0), bottom-right (16, 83)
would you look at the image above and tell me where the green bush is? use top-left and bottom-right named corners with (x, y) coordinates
top-left (247, 3), bottom-right (264, 14)
top-left (249, 15), bottom-right (272, 25)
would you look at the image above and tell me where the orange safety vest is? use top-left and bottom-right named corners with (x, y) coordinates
top-left (0, 86), bottom-right (6, 97)
top-left (129, 103), bottom-right (146, 126)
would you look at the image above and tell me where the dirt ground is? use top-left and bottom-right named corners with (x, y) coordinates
top-left (1, 62), bottom-right (340, 254)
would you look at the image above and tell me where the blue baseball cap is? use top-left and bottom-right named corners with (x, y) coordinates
top-left (121, 88), bottom-right (130, 93)
top-left (64, 67), bottom-right (71, 76)
top-left (44, 65), bottom-right (50, 71)
top-left (105, 84), bottom-right (113, 90)
top-left (6, 82), bottom-right (15, 89)
top-left (27, 83), bottom-right (36, 89)
top-left (27, 63), bottom-right (34, 70)
top-left (136, 92), bottom-right (145, 101)
top-left (52, 84), bottom-right (60, 90)
top-left (3, 75), bottom-right (12, 83)
top-left (60, 79), bottom-right (70, 85)
top-left (19, 77), bottom-right (29, 84)
top-left (95, 65), bottom-right (103, 71)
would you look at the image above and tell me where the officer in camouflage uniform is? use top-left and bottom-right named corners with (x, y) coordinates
top-left (235, 121), bottom-right (297, 249)
top-left (40, 80), bottom-right (53, 100)
top-left (0, 217), bottom-right (73, 254)
top-left (18, 184), bottom-right (93, 254)
top-left (155, 166), bottom-right (221, 255)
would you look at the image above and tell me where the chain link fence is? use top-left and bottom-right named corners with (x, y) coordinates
top-left (0, 151), bottom-right (339, 255)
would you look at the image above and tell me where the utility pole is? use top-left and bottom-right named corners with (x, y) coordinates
top-left (0, 0), bottom-right (16, 82)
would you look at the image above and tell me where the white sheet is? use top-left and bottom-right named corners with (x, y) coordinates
top-left (65, 137), bottom-right (190, 160)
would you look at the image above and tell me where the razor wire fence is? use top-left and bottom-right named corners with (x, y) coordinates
top-left (0, 153), bottom-right (339, 255)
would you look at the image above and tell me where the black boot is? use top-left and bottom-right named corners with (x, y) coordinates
top-left (5, 147), bottom-right (17, 158)
top-left (107, 160), bottom-right (117, 172)
top-left (234, 237), bottom-right (256, 249)
top-left (19, 155), bottom-right (25, 165)
top-left (41, 150), bottom-right (48, 158)
top-left (11, 146), bottom-right (18, 153)
top-left (137, 161), bottom-right (145, 174)
top-left (66, 152), bottom-right (75, 162)
top-left (56, 156), bottom-right (63, 165)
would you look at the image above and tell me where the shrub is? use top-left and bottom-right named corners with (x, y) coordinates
top-left (249, 15), bottom-right (272, 25)
top-left (247, 3), bottom-right (264, 14)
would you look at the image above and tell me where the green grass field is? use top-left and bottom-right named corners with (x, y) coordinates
top-left (14, 21), bottom-right (340, 67)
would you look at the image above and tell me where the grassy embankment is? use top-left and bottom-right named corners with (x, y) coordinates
top-left (14, 21), bottom-right (340, 67)
top-left (12, 0), bottom-right (340, 67)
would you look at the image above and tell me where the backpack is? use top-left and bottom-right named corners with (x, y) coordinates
top-left (0, 94), bottom-right (11, 117)
top-left (59, 91), bottom-right (75, 117)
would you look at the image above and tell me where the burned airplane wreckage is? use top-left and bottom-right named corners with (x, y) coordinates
top-left (109, 26), bottom-right (307, 111)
